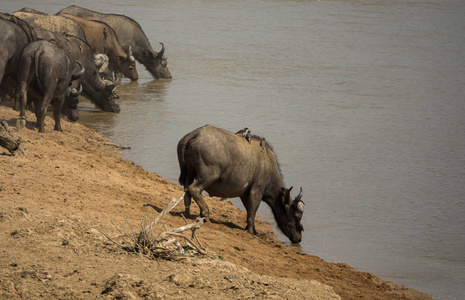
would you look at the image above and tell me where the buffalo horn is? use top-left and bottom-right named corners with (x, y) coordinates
top-left (70, 84), bottom-right (83, 97)
top-left (295, 187), bottom-right (303, 203)
top-left (128, 45), bottom-right (135, 62)
top-left (71, 60), bottom-right (85, 81)
top-left (105, 73), bottom-right (119, 92)
top-left (157, 42), bottom-right (165, 59)
top-left (95, 54), bottom-right (105, 70)
top-left (105, 79), bottom-right (117, 91)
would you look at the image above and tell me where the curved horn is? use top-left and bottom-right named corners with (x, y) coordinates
top-left (71, 60), bottom-right (85, 80)
top-left (157, 42), bottom-right (165, 59)
top-left (113, 72), bottom-right (120, 83)
top-left (70, 84), bottom-right (83, 97)
top-left (295, 187), bottom-right (303, 203)
top-left (95, 54), bottom-right (105, 70)
top-left (105, 73), bottom-right (119, 91)
top-left (105, 79), bottom-right (117, 90)
top-left (128, 45), bottom-right (135, 62)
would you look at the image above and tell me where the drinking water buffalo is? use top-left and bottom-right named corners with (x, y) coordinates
top-left (15, 40), bottom-right (84, 132)
top-left (12, 10), bottom-right (87, 40)
top-left (58, 13), bottom-right (138, 81)
top-left (58, 5), bottom-right (172, 80)
top-left (29, 26), bottom-right (120, 113)
top-left (177, 125), bottom-right (305, 243)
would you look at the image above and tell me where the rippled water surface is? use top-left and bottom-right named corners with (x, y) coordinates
top-left (4, 1), bottom-right (465, 299)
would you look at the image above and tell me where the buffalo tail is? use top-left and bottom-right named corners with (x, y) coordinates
top-left (34, 48), bottom-right (45, 97)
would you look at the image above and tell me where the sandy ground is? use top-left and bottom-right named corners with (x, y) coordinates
top-left (0, 104), bottom-right (433, 299)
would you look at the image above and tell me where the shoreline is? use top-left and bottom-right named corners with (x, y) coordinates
top-left (0, 105), bottom-right (433, 299)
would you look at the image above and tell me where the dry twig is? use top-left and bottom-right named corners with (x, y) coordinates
top-left (101, 192), bottom-right (208, 259)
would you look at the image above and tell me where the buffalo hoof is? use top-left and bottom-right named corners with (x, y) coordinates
top-left (244, 225), bottom-right (257, 235)
top-left (200, 208), bottom-right (210, 219)
top-left (16, 118), bottom-right (26, 130)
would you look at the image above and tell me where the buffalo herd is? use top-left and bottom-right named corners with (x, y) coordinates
top-left (0, 5), bottom-right (171, 132)
top-left (1, 6), bottom-right (306, 242)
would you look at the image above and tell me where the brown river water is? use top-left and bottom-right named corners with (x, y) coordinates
top-left (4, 1), bottom-right (465, 299)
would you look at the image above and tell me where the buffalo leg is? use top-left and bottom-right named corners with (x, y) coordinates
top-left (240, 192), bottom-right (261, 235)
top-left (33, 97), bottom-right (41, 129)
top-left (183, 192), bottom-right (193, 217)
top-left (186, 178), bottom-right (215, 218)
top-left (37, 93), bottom-right (53, 133)
top-left (36, 100), bottom-right (47, 133)
top-left (0, 69), bottom-right (6, 105)
top-left (15, 56), bottom-right (33, 128)
top-left (186, 183), bottom-right (209, 218)
top-left (53, 96), bottom-right (64, 132)
top-left (15, 82), bottom-right (28, 130)
top-left (181, 170), bottom-right (195, 217)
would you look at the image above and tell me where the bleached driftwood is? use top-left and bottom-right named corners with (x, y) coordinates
top-left (102, 192), bottom-right (207, 258)
top-left (86, 138), bottom-right (131, 149)
top-left (142, 192), bottom-right (185, 234)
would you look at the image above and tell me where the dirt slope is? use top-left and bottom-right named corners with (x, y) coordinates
top-left (0, 105), bottom-right (433, 299)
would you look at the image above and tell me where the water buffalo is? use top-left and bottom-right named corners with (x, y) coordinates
top-left (59, 13), bottom-right (138, 81)
top-left (12, 10), bottom-right (86, 40)
top-left (0, 14), bottom-right (37, 103)
top-left (58, 5), bottom-right (172, 80)
top-left (29, 26), bottom-right (120, 113)
top-left (15, 40), bottom-right (84, 132)
top-left (177, 125), bottom-right (305, 243)
top-left (0, 14), bottom-right (81, 120)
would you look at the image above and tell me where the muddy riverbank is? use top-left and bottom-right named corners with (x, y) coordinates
top-left (0, 105), bottom-right (433, 299)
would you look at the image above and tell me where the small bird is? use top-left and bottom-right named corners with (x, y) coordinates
top-left (236, 127), bottom-right (248, 135)
top-left (245, 130), bottom-right (252, 144)
top-left (260, 137), bottom-right (266, 149)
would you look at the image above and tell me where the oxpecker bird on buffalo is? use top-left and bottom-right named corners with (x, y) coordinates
top-left (235, 127), bottom-right (248, 135)
top-left (245, 130), bottom-right (252, 144)
top-left (177, 125), bottom-right (304, 243)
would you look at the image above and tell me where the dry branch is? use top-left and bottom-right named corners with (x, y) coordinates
top-left (102, 192), bottom-right (208, 259)
top-left (85, 138), bottom-right (131, 149)
top-left (142, 192), bottom-right (185, 234)
top-left (0, 120), bottom-right (23, 155)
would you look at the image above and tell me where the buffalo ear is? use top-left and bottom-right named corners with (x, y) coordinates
top-left (296, 201), bottom-right (304, 213)
top-left (281, 188), bottom-right (287, 204)
top-left (144, 50), bottom-right (155, 59)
